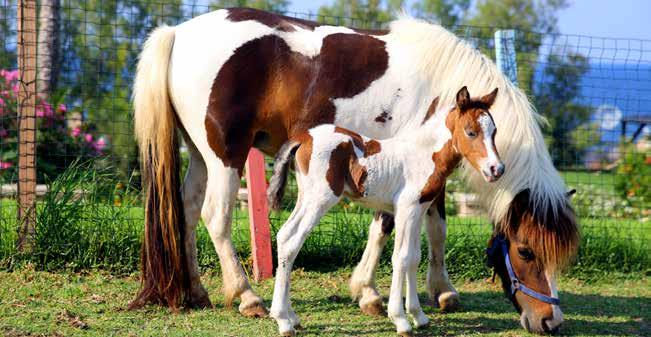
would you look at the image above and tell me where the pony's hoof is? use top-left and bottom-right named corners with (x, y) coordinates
top-left (187, 295), bottom-right (213, 309)
top-left (281, 330), bottom-right (296, 337)
top-left (294, 323), bottom-right (304, 330)
top-left (240, 302), bottom-right (269, 318)
top-left (438, 291), bottom-right (460, 312)
top-left (360, 299), bottom-right (385, 316)
top-left (398, 331), bottom-right (414, 337)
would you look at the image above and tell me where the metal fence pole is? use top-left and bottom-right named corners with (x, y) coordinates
top-left (16, 0), bottom-right (38, 252)
top-left (494, 29), bottom-right (518, 85)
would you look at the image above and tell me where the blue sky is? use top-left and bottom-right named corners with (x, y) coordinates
top-left (289, 0), bottom-right (651, 40)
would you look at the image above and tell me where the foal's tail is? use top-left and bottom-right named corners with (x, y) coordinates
top-left (130, 25), bottom-right (190, 311)
top-left (268, 140), bottom-right (301, 211)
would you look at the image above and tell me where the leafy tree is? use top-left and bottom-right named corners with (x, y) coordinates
top-left (534, 51), bottom-right (595, 167)
top-left (0, 0), bottom-right (16, 69)
top-left (317, 0), bottom-right (404, 27)
top-left (466, 0), bottom-right (569, 92)
top-left (210, 0), bottom-right (289, 12)
top-left (412, 0), bottom-right (470, 26)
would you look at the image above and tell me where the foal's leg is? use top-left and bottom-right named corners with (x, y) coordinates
top-left (388, 204), bottom-right (423, 336)
top-left (405, 213), bottom-right (429, 329)
top-left (180, 133), bottom-right (211, 308)
top-left (202, 161), bottom-right (266, 317)
top-left (424, 192), bottom-right (459, 312)
top-left (349, 211), bottom-right (392, 316)
top-left (271, 191), bottom-right (339, 336)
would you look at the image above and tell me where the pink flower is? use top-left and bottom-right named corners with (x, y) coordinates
top-left (0, 97), bottom-right (4, 107)
top-left (0, 161), bottom-right (12, 170)
top-left (11, 84), bottom-right (19, 94)
top-left (84, 133), bottom-right (93, 143)
top-left (94, 137), bottom-right (107, 153)
top-left (0, 129), bottom-right (7, 138)
top-left (71, 127), bottom-right (81, 137)
top-left (57, 104), bottom-right (67, 113)
top-left (1, 69), bottom-right (19, 82)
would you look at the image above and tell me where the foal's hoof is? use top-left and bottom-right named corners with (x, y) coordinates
top-left (437, 291), bottom-right (460, 312)
top-left (398, 331), bottom-right (414, 337)
top-left (240, 301), bottom-right (269, 318)
top-left (280, 329), bottom-right (296, 337)
top-left (360, 299), bottom-right (385, 316)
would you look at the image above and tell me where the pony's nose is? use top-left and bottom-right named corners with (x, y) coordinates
top-left (490, 162), bottom-right (505, 179)
top-left (543, 318), bottom-right (562, 334)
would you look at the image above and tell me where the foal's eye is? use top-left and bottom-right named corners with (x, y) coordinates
top-left (465, 129), bottom-right (478, 138)
top-left (517, 248), bottom-right (535, 261)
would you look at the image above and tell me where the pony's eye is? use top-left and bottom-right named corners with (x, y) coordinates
top-left (517, 248), bottom-right (535, 261)
top-left (465, 129), bottom-right (478, 138)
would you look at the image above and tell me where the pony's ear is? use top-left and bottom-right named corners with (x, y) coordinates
top-left (456, 86), bottom-right (471, 111)
top-left (566, 189), bottom-right (576, 198)
top-left (480, 88), bottom-right (499, 107)
top-left (422, 96), bottom-right (440, 124)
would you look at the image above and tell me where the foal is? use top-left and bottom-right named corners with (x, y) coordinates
top-left (267, 87), bottom-right (504, 336)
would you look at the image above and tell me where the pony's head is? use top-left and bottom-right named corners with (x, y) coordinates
top-left (487, 189), bottom-right (579, 334)
top-left (450, 86), bottom-right (504, 182)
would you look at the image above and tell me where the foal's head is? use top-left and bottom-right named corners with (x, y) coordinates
top-left (449, 87), bottom-right (504, 182)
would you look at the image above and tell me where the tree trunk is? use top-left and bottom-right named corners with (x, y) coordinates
top-left (37, 0), bottom-right (60, 97)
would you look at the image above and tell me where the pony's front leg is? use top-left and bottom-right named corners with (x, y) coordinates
top-left (388, 204), bottom-right (423, 336)
top-left (424, 193), bottom-right (459, 312)
top-left (350, 211), bottom-right (392, 316)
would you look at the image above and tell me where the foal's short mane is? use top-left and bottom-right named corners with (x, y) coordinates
top-left (388, 16), bottom-right (579, 267)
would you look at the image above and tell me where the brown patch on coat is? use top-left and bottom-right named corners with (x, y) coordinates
top-left (374, 211), bottom-right (395, 235)
top-left (325, 141), bottom-right (367, 197)
top-left (422, 96), bottom-right (440, 125)
top-left (205, 33), bottom-right (389, 173)
top-left (374, 110), bottom-right (392, 123)
top-left (294, 133), bottom-right (313, 175)
top-left (227, 8), bottom-right (388, 35)
top-left (333, 127), bottom-right (382, 157)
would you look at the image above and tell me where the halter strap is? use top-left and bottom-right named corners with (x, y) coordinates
top-left (490, 237), bottom-right (560, 306)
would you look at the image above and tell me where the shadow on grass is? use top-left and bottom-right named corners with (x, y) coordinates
top-left (288, 290), bottom-right (649, 336)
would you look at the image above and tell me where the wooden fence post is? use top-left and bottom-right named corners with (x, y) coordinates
top-left (16, 0), bottom-right (38, 252)
top-left (245, 148), bottom-right (273, 281)
top-left (495, 29), bottom-right (518, 85)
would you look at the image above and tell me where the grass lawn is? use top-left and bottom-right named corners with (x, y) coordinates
top-left (0, 268), bottom-right (648, 337)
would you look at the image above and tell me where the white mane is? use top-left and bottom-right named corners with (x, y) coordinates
top-left (387, 16), bottom-right (568, 223)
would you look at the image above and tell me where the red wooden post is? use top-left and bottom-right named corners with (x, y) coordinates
top-left (245, 148), bottom-right (273, 281)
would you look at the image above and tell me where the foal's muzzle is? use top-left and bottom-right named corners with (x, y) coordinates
top-left (482, 161), bottom-right (505, 182)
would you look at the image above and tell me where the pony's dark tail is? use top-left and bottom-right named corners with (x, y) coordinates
top-left (267, 140), bottom-right (301, 211)
top-left (129, 25), bottom-right (190, 311)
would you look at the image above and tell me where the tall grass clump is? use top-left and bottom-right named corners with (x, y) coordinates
top-left (19, 161), bottom-right (142, 272)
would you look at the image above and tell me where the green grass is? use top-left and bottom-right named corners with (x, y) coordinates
top-left (0, 268), bottom-right (648, 336)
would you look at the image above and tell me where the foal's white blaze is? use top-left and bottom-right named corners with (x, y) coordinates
top-left (477, 113), bottom-right (502, 182)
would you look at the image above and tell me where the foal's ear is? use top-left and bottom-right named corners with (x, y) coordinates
top-left (422, 96), bottom-right (440, 124)
top-left (456, 86), bottom-right (471, 110)
top-left (480, 88), bottom-right (499, 107)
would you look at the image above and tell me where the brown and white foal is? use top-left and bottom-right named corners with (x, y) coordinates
top-left (267, 87), bottom-right (503, 336)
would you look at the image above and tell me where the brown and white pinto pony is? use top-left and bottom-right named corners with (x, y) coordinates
top-left (130, 7), bottom-right (579, 334)
top-left (267, 88), bottom-right (503, 336)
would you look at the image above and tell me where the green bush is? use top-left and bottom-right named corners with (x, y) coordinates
top-left (615, 142), bottom-right (650, 218)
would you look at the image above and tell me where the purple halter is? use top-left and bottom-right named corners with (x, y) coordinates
top-left (487, 236), bottom-right (560, 305)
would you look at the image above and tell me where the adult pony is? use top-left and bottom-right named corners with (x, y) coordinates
top-left (130, 7), bottom-right (578, 334)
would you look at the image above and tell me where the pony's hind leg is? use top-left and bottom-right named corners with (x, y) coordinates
top-left (350, 211), bottom-right (392, 316)
top-left (271, 188), bottom-right (339, 336)
top-left (181, 132), bottom-right (211, 308)
top-left (424, 193), bottom-right (459, 312)
top-left (202, 161), bottom-right (267, 317)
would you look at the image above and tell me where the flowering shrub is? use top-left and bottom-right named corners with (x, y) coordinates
top-left (615, 142), bottom-right (651, 218)
top-left (0, 69), bottom-right (107, 183)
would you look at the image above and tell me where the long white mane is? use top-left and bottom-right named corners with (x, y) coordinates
top-left (388, 16), bottom-right (567, 223)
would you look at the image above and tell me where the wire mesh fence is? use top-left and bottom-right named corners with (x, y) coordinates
top-left (0, 1), bottom-right (648, 274)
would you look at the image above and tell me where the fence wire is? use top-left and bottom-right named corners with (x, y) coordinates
top-left (0, 1), bottom-right (648, 273)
